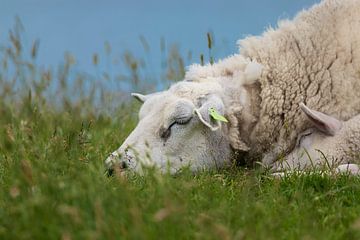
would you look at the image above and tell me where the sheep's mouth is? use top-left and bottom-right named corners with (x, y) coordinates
top-left (105, 152), bottom-right (128, 177)
top-left (106, 162), bottom-right (127, 177)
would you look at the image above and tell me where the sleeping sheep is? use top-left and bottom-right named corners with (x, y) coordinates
top-left (272, 103), bottom-right (360, 175)
top-left (106, 0), bottom-right (360, 174)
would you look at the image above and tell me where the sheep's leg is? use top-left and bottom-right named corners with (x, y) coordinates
top-left (335, 164), bottom-right (360, 175)
top-left (271, 171), bottom-right (286, 178)
top-left (271, 164), bottom-right (360, 179)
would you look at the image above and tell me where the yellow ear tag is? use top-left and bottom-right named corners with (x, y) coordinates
top-left (209, 108), bottom-right (228, 123)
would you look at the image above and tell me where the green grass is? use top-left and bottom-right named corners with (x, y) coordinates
top-left (2, 20), bottom-right (360, 240)
top-left (2, 105), bottom-right (360, 240)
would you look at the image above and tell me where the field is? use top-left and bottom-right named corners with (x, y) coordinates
top-left (2, 22), bottom-right (360, 240)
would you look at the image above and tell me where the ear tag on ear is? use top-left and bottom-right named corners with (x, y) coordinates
top-left (209, 108), bottom-right (228, 123)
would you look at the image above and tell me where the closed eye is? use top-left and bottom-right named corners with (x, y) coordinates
top-left (174, 116), bottom-right (192, 125)
top-left (297, 132), bottom-right (313, 146)
top-left (167, 116), bottom-right (192, 130)
top-left (159, 116), bottom-right (192, 140)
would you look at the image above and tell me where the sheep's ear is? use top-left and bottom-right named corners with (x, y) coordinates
top-left (300, 103), bottom-right (342, 136)
top-left (194, 95), bottom-right (226, 131)
top-left (131, 93), bottom-right (148, 103)
top-left (244, 60), bottom-right (263, 84)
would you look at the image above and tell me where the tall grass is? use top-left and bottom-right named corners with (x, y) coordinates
top-left (0, 18), bottom-right (209, 117)
top-left (2, 19), bottom-right (360, 240)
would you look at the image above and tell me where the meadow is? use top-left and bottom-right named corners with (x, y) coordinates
top-left (2, 22), bottom-right (360, 240)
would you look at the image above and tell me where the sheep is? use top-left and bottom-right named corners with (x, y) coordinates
top-left (272, 103), bottom-right (360, 175)
top-left (106, 0), bottom-right (360, 174)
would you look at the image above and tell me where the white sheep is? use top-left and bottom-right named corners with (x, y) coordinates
top-left (272, 103), bottom-right (360, 175)
top-left (106, 0), bottom-right (360, 174)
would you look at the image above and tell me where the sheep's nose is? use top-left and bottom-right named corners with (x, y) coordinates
top-left (106, 160), bottom-right (128, 177)
top-left (105, 151), bottom-right (126, 176)
top-left (105, 147), bottom-right (135, 176)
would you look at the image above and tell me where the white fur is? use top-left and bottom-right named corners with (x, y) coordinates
top-left (106, 0), bottom-right (360, 173)
top-left (274, 107), bottom-right (360, 174)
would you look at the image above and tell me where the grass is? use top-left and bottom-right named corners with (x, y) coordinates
top-left (2, 111), bottom-right (360, 240)
top-left (2, 20), bottom-right (360, 240)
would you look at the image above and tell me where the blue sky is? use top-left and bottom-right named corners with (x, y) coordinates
top-left (0, 0), bottom-right (320, 77)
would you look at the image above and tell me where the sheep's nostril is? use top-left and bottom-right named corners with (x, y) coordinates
top-left (105, 162), bottom-right (127, 177)
top-left (120, 161), bottom-right (128, 169)
top-left (105, 147), bottom-right (134, 176)
top-left (105, 151), bottom-right (122, 177)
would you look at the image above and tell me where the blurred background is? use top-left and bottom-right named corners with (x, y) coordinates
top-left (0, 0), bottom-right (320, 113)
top-left (5, 3), bottom-right (360, 239)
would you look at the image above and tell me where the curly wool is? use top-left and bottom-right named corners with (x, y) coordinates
top-left (186, 0), bottom-right (360, 162)
top-left (239, 0), bottom-right (360, 158)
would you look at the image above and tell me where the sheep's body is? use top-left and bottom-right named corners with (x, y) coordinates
top-left (275, 109), bottom-right (360, 173)
top-left (239, 0), bottom-right (360, 162)
top-left (188, 0), bottom-right (360, 164)
top-left (106, 0), bottom-right (360, 173)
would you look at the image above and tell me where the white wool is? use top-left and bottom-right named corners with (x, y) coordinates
top-left (244, 61), bottom-right (263, 84)
top-left (185, 55), bottom-right (250, 83)
top-left (106, 0), bottom-right (360, 174)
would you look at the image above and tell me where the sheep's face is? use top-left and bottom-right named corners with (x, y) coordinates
top-left (105, 81), bottom-right (232, 174)
top-left (281, 128), bottom-right (330, 169)
top-left (277, 103), bottom-right (343, 170)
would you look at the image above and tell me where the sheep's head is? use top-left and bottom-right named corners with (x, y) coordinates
top-left (278, 103), bottom-right (344, 170)
top-left (105, 81), bottom-right (233, 174)
top-left (105, 56), bottom-right (263, 174)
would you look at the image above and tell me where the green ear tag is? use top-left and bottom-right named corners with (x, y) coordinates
top-left (209, 108), bottom-right (228, 123)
